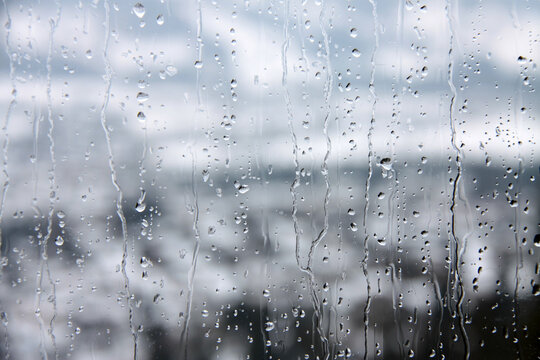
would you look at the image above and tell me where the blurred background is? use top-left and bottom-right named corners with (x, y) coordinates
top-left (0, 0), bottom-right (538, 359)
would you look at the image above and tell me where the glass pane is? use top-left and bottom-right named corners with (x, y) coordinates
top-left (0, 0), bottom-right (538, 359)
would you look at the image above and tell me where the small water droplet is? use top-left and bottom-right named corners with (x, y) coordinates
top-left (194, 61), bottom-right (203, 69)
top-left (85, 50), bottom-right (93, 59)
top-left (265, 321), bottom-right (275, 331)
top-left (136, 92), bottom-right (149, 103)
top-left (165, 65), bottom-right (177, 76)
top-left (350, 222), bottom-right (358, 232)
top-left (0, 312), bottom-right (7, 326)
top-left (136, 190), bottom-right (147, 212)
top-left (133, 3), bottom-right (145, 18)
top-left (350, 28), bottom-right (358, 38)
top-left (533, 234), bottom-right (539, 247)
top-left (352, 48), bottom-right (361, 58)
top-left (140, 256), bottom-right (153, 268)
top-left (55, 236), bottom-right (64, 246)
top-left (238, 185), bottom-right (249, 194)
top-left (156, 14), bottom-right (164, 25)
top-left (137, 111), bottom-right (146, 121)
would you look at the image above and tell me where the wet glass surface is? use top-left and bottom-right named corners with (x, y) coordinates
top-left (0, 0), bottom-right (538, 359)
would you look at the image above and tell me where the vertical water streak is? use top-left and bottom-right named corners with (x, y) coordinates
top-left (0, 0), bottom-right (15, 270)
top-left (282, 0), bottom-right (302, 270)
top-left (180, 149), bottom-right (200, 360)
top-left (303, 2), bottom-right (333, 358)
top-left (255, 12), bottom-right (271, 357)
top-left (0, 310), bottom-right (8, 359)
top-left (389, 263), bottom-right (404, 358)
top-left (99, 1), bottom-right (138, 358)
top-left (444, 1), bottom-right (470, 359)
top-left (389, 1), bottom-right (404, 352)
top-left (511, 5), bottom-right (524, 355)
top-left (180, 2), bottom-right (203, 357)
top-left (39, 5), bottom-right (62, 358)
top-left (430, 258), bottom-right (444, 356)
top-left (305, 0), bottom-right (332, 273)
top-left (361, 1), bottom-right (378, 359)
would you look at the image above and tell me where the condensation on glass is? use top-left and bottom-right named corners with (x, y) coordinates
top-left (0, 0), bottom-right (538, 359)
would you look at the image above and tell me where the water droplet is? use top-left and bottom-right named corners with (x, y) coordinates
top-left (379, 158), bottom-right (392, 170)
top-left (140, 256), bottom-right (153, 268)
top-left (263, 289), bottom-right (270, 297)
top-left (265, 321), bottom-right (275, 331)
top-left (85, 50), bottom-right (93, 59)
top-left (135, 190), bottom-right (147, 212)
top-left (194, 61), bottom-right (203, 69)
top-left (350, 28), bottom-right (358, 38)
top-left (0, 312), bottom-right (7, 326)
top-left (202, 169), bottom-right (210, 182)
top-left (350, 222), bottom-right (358, 232)
top-left (165, 65), bottom-right (177, 77)
top-left (238, 185), bottom-right (249, 194)
top-left (136, 92), bottom-right (149, 103)
top-left (156, 14), bottom-right (164, 25)
top-left (55, 236), bottom-right (64, 246)
top-left (201, 309), bottom-right (209, 317)
top-left (533, 234), bottom-right (540, 247)
top-left (322, 282), bottom-right (329, 291)
top-left (133, 3), bottom-right (145, 18)
top-left (56, 210), bottom-right (66, 219)
top-left (137, 111), bottom-right (146, 121)
top-left (352, 48), bottom-right (361, 58)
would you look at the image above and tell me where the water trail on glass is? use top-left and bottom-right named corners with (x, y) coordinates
top-left (389, 1), bottom-right (404, 352)
top-left (511, 6), bottom-right (524, 355)
top-left (282, 0), bottom-right (301, 271)
top-left (40, 5), bottom-right (62, 358)
top-left (0, 1), bottom-right (14, 359)
top-left (180, 1), bottom-right (203, 357)
top-left (0, 0), bottom-right (15, 271)
top-left (180, 149), bottom-right (201, 360)
top-left (445, 1), bottom-right (470, 358)
top-left (361, 1), bottom-right (378, 358)
top-left (302, 1), bottom-right (333, 357)
top-left (100, 1), bottom-right (137, 358)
